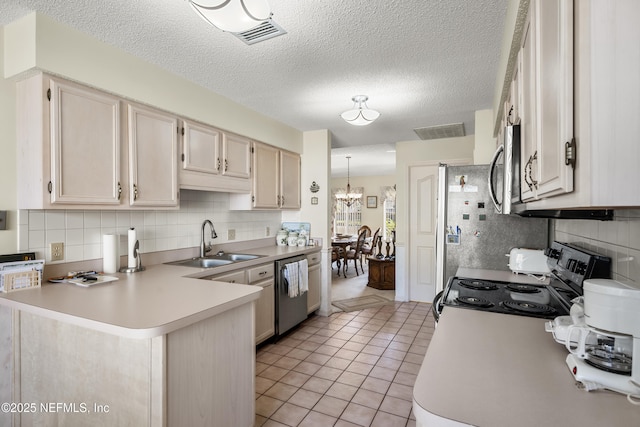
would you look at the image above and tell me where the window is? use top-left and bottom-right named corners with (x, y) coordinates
top-left (383, 198), bottom-right (396, 240)
top-left (334, 198), bottom-right (361, 235)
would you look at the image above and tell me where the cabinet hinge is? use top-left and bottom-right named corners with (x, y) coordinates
top-left (47, 181), bottom-right (52, 194)
top-left (181, 153), bottom-right (185, 162)
top-left (251, 147), bottom-right (254, 154)
top-left (251, 196), bottom-right (255, 202)
top-left (46, 89), bottom-right (51, 101)
top-left (565, 138), bottom-right (576, 168)
top-left (179, 127), bottom-right (184, 136)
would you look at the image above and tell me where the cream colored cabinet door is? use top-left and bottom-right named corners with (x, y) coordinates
top-left (280, 150), bottom-right (301, 209)
top-left (182, 119), bottom-right (221, 175)
top-left (127, 103), bottom-right (179, 208)
top-left (49, 79), bottom-right (122, 205)
top-left (519, 10), bottom-right (537, 202)
top-left (254, 279), bottom-right (275, 344)
top-left (252, 142), bottom-right (280, 208)
top-left (307, 263), bottom-right (321, 314)
top-left (222, 133), bottom-right (251, 178)
top-left (532, 0), bottom-right (574, 198)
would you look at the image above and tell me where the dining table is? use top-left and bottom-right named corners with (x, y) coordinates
top-left (331, 235), bottom-right (357, 276)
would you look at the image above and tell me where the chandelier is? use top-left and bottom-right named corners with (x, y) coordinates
top-left (340, 95), bottom-right (380, 126)
top-left (187, 0), bottom-right (272, 33)
top-left (336, 155), bottom-right (362, 207)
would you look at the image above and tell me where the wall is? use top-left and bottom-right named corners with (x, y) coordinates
top-left (17, 191), bottom-right (282, 264)
top-left (330, 174), bottom-right (395, 235)
top-left (553, 210), bottom-right (640, 284)
top-left (473, 109), bottom-right (498, 164)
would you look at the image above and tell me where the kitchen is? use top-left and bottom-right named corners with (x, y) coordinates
top-left (1, 1), bottom-right (640, 427)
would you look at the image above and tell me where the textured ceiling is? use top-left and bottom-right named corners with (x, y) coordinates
top-left (1, 0), bottom-right (507, 176)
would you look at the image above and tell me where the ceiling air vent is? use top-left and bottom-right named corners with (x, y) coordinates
top-left (413, 123), bottom-right (466, 140)
top-left (233, 20), bottom-right (287, 45)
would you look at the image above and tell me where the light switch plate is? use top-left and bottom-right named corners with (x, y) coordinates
top-left (228, 229), bottom-right (236, 240)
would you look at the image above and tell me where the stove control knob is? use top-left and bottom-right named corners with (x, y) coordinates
top-left (544, 248), bottom-right (561, 259)
top-left (575, 261), bottom-right (588, 275)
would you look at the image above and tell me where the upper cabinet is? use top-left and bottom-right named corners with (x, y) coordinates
top-left (505, 0), bottom-right (639, 210)
top-left (126, 103), bottom-right (179, 208)
top-left (229, 142), bottom-right (301, 210)
top-left (179, 119), bottom-right (251, 193)
top-left (17, 75), bottom-right (123, 209)
top-left (16, 74), bottom-right (179, 209)
top-left (516, 0), bottom-right (574, 203)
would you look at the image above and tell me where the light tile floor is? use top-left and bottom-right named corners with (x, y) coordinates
top-left (255, 301), bottom-right (435, 427)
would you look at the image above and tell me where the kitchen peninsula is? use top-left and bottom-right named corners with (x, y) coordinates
top-left (0, 244), bottom-right (320, 427)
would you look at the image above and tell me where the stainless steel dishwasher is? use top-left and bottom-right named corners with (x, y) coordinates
top-left (274, 254), bottom-right (308, 337)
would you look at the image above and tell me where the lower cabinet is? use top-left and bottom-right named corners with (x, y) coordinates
top-left (307, 252), bottom-right (321, 314)
top-left (254, 280), bottom-right (275, 344)
top-left (208, 263), bottom-right (275, 345)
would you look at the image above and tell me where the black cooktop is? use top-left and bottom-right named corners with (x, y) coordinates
top-left (438, 242), bottom-right (612, 320)
top-left (443, 277), bottom-right (577, 319)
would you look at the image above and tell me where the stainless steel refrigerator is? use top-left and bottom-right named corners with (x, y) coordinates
top-left (435, 164), bottom-right (549, 293)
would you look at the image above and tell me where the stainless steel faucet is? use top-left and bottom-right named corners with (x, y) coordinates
top-left (200, 219), bottom-right (218, 258)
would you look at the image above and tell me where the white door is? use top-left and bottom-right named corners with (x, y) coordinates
top-left (408, 164), bottom-right (439, 302)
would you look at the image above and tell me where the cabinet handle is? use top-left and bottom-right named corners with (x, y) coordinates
top-left (224, 159), bottom-right (228, 172)
top-left (259, 271), bottom-right (267, 276)
top-left (524, 151), bottom-right (538, 191)
top-left (217, 157), bottom-right (221, 171)
top-left (117, 182), bottom-right (122, 200)
top-left (281, 195), bottom-right (284, 206)
top-left (133, 184), bottom-right (139, 200)
top-left (277, 195), bottom-right (281, 206)
top-left (229, 280), bottom-right (235, 283)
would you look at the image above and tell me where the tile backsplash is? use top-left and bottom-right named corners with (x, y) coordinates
top-left (18, 190), bottom-right (282, 264)
top-left (553, 210), bottom-right (640, 284)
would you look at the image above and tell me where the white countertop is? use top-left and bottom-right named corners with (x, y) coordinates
top-left (413, 308), bottom-right (638, 426)
top-left (0, 244), bottom-right (321, 339)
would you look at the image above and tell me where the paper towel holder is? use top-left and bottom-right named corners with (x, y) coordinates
top-left (119, 240), bottom-right (146, 273)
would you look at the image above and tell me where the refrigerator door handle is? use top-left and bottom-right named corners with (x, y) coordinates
top-left (488, 144), bottom-right (504, 213)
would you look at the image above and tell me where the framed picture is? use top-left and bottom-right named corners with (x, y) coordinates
top-left (366, 196), bottom-right (377, 208)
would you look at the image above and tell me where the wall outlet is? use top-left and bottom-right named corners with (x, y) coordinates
top-left (228, 229), bottom-right (236, 240)
top-left (50, 242), bottom-right (64, 261)
top-left (265, 226), bottom-right (271, 236)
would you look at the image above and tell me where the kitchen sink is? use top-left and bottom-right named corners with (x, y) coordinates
top-left (209, 253), bottom-right (263, 262)
top-left (166, 258), bottom-right (234, 268)
top-left (165, 252), bottom-right (264, 268)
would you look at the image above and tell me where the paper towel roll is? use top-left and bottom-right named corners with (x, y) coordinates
top-left (103, 234), bottom-right (119, 274)
top-left (128, 228), bottom-right (137, 269)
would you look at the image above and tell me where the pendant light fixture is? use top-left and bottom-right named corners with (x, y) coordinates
top-left (188, 0), bottom-right (272, 33)
top-left (337, 155), bottom-right (362, 207)
top-left (341, 95), bottom-right (380, 126)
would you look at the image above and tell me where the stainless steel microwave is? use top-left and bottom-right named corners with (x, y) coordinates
top-left (488, 125), bottom-right (612, 220)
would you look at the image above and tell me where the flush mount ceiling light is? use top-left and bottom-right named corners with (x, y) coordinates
top-left (340, 95), bottom-right (380, 126)
top-left (188, 0), bottom-right (272, 33)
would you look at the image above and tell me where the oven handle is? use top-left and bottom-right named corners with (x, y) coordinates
top-left (432, 290), bottom-right (444, 323)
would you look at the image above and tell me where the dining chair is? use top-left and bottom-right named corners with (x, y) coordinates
top-left (344, 229), bottom-right (368, 276)
top-left (361, 227), bottom-right (380, 261)
top-left (331, 246), bottom-right (344, 276)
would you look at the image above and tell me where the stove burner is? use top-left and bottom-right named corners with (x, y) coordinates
top-left (456, 296), bottom-right (494, 308)
top-left (458, 279), bottom-right (498, 291)
top-left (506, 284), bottom-right (541, 293)
top-left (500, 300), bottom-right (557, 316)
